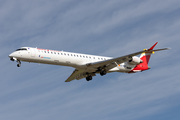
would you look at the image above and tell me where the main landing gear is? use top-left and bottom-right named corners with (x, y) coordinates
top-left (86, 75), bottom-right (92, 81)
top-left (100, 69), bottom-right (107, 76)
top-left (86, 69), bottom-right (107, 82)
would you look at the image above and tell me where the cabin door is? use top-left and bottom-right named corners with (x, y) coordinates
top-left (30, 48), bottom-right (36, 57)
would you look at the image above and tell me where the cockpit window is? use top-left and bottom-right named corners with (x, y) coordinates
top-left (16, 48), bottom-right (27, 51)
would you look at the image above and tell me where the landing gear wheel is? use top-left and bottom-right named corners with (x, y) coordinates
top-left (86, 75), bottom-right (92, 81)
top-left (17, 61), bottom-right (21, 67)
top-left (17, 64), bottom-right (21, 67)
top-left (100, 70), bottom-right (106, 76)
top-left (10, 58), bottom-right (14, 61)
top-left (89, 76), bottom-right (92, 80)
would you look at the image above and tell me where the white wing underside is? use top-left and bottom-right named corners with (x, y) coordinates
top-left (65, 48), bottom-right (169, 82)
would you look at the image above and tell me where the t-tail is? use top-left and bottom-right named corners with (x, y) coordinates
top-left (140, 42), bottom-right (158, 66)
top-left (129, 42), bottom-right (169, 73)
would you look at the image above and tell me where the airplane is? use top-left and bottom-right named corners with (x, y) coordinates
top-left (8, 42), bottom-right (169, 82)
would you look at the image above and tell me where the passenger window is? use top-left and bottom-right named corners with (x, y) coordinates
top-left (51, 52), bottom-right (53, 54)
top-left (64, 53), bottom-right (66, 55)
top-left (61, 53), bottom-right (63, 55)
top-left (44, 51), bottom-right (46, 53)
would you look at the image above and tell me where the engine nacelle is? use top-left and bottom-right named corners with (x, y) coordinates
top-left (128, 56), bottom-right (143, 65)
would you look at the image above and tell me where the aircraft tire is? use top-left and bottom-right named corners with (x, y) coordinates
top-left (17, 64), bottom-right (21, 67)
top-left (86, 75), bottom-right (92, 81)
top-left (100, 70), bottom-right (106, 76)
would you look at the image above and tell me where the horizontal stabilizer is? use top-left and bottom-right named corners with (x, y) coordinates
top-left (151, 48), bottom-right (170, 52)
top-left (145, 48), bottom-right (170, 53)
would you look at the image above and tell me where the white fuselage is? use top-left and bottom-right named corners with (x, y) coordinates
top-left (9, 47), bottom-right (136, 73)
top-left (8, 43), bottom-right (168, 82)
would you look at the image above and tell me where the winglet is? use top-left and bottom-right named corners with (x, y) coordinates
top-left (149, 42), bottom-right (158, 50)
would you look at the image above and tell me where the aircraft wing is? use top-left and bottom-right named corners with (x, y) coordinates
top-left (87, 48), bottom-right (169, 70)
top-left (65, 69), bottom-right (84, 82)
top-left (65, 48), bottom-right (169, 82)
top-left (65, 68), bottom-right (96, 82)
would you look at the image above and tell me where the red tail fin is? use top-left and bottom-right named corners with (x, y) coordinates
top-left (140, 42), bottom-right (158, 65)
top-left (149, 42), bottom-right (158, 50)
top-left (129, 42), bottom-right (168, 73)
top-left (129, 42), bottom-right (158, 73)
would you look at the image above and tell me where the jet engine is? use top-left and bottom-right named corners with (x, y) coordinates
top-left (128, 56), bottom-right (143, 65)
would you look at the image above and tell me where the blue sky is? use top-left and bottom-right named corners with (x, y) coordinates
top-left (0, 0), bottom-right (180, 120)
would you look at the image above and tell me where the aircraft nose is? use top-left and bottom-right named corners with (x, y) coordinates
top-left (9, 53), bottom-right (13, 58)
top-left (9, 52), bottom-right (16, 58)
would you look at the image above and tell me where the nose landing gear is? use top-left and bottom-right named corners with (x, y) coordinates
top-left (17, 61), bottom-right (21, 67)
top-left (10, 57), bottom-right (21, 67)
top-left (10, 58), bottom-right (14, 61)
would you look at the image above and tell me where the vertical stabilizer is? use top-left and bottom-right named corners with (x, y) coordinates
top-left (140, 42), bottom-right (158, 65)
top-left (128, 42), bottom-right (169, 73)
